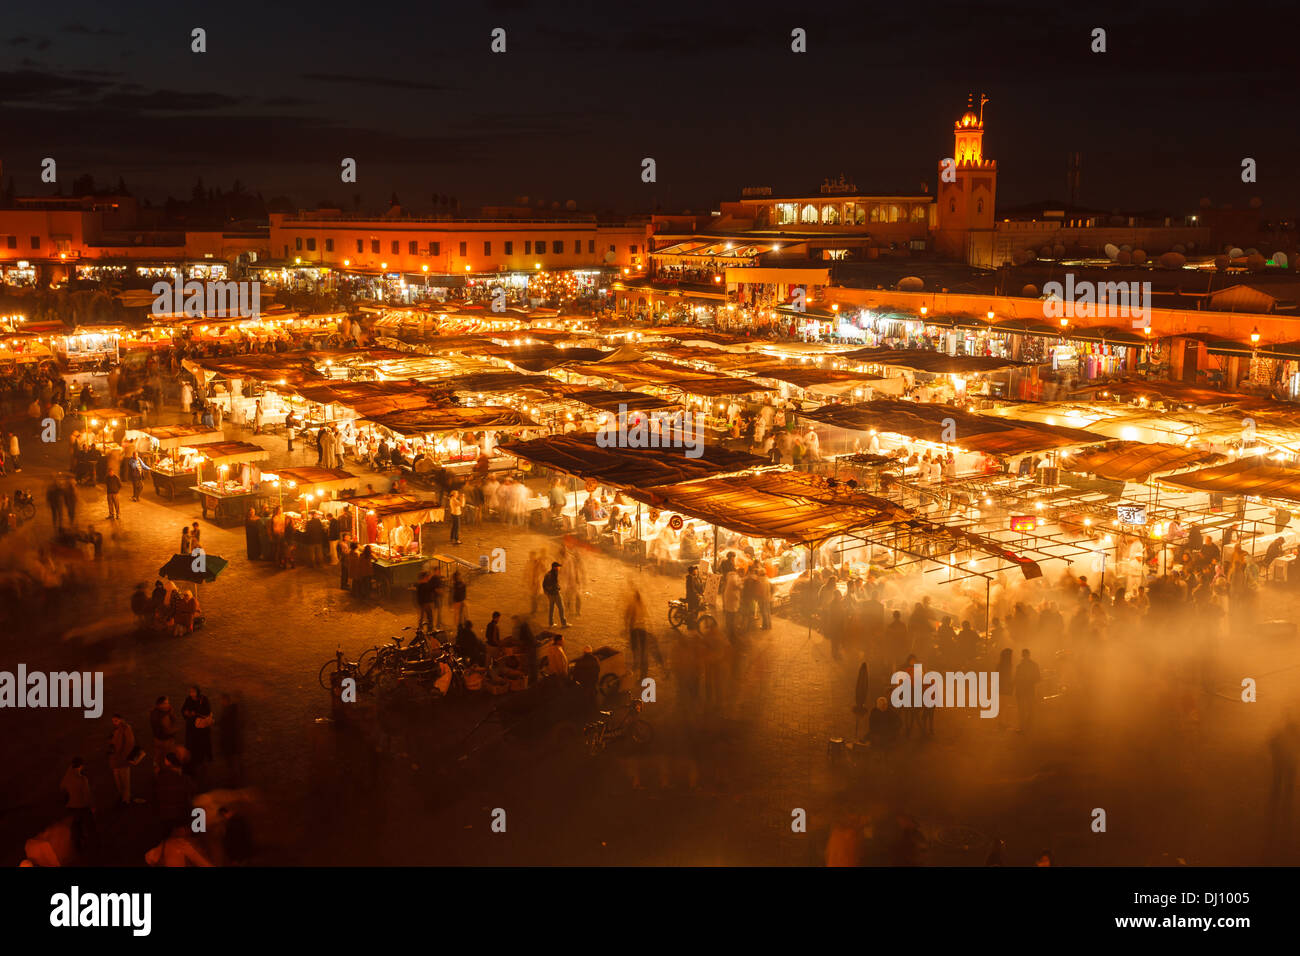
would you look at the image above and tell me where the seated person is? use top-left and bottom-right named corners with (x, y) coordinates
top-left (867, 696), bottom-right (901, 747)
top-left (678, 530), bottom-right (701, 562)
top-left (602, 505), bottom-right (624, 536)
top-left (454, 620), bottom-right (486, 667)
top-left (580, 495), bottom-right (607, 523)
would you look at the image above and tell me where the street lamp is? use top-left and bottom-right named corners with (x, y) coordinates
top-left (1251, 327), bottom-right (1261, 346)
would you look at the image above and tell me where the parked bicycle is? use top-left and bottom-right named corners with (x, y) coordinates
top-left (12, 490), bottom-right (36, 524)
top-left (317, 646), bottom-right (378, 694)
top-left (583, 691), bottom-right (653, 755)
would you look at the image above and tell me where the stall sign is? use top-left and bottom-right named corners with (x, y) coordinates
top-left (1009, 515), bottom-right (1035, 532)
top-left (668, 514), bottom-right (684, 531)
top-left (1117, 504), bottom-right (1147, 525)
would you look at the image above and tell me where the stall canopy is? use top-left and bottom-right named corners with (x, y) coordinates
top-left (564, 389), bottom-right (679, 412)
top-left (627, 470), bottom-right (910, 545)
top-left (268, 466), bottom-right (358, 494)
top-left (573, 359), bottom-right (775, 396)
top-left (367, 407), bottom-right (539, 436)
top-left (838, 348), bottom-right (1028, 374)
top-left (739, 361), bottom-right (887, 393)
top-left (139, 425), bottom-right (226, 449)
top-left (800, 400), bottom-right (1105, 455)
top-left (1091, 380), bottom-right (1295, 413)
top-left (1061, 441), bottom-right (1225, 482)
top-left (343, 493), bottom-right (442, 527)
top-left (493, 344), bottom-right (611, 372)
top-left (293, 380), bottom-right (449, 416)
top-left (193, 441), bottom-right (269, 466)
top-left (501, 432), bottom-right (768, 488)
top-left (1158, 459), bottom-right (1300, 504)
top-left (435, 371), bottom-right (562, 396)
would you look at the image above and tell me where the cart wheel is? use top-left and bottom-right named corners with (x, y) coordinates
top-left (318, 660), bottom-right (339, 690)
top-left (667, 605), bottom-right (686, 630)
top-left (629, 719), bottom-right (654, 747)
top-left (598, 673), bottom-right (622, 699)
top-left (697, 613), bottom-right (717, 634)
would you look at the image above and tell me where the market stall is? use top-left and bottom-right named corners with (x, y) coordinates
top-left (262, 466), bottom-right (358, 512)
top-left (130, 424), bottom-right (226, 499)
top-left (326, 493), bottom-right (443, 596)
top-left (190, 441), bottom-right (271, 525)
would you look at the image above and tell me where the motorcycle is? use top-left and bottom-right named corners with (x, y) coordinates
top-left (668, 598), bottom-right (716, 633)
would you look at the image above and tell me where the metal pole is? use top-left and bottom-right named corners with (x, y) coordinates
top-left (985, 576), bottom-right (991, 638)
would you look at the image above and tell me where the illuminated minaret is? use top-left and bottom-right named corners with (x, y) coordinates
top-left (935, 94), bottom-right (998, 267)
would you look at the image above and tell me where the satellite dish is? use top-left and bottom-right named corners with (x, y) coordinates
top-left (1172, 243), bottom-right (1186, 254)
top-left (1120, 244), bottom-right (1133, 253)
top-left (1247, 253), bottom-right (1267, 273)
top-left (1275, 252), bottom-right (1289, 268)
top-left (1132, 250), bottom-right (1147, 264)
top-left (1214, 255), bottom-right (1229, 271)
top-left (1158, 252), bottom-right (1186, 269)
top-left (1039, 245), bottom-right (1053, 258)
top-left (1104, 243), bottom-right (1120, 260)
top-left (897, 276), bottom-right (925, 291)
top-left (1116, 250), bottom-right (1132, 265)
top-left (1229, 247), bottom-right (1244, 258)
top-left (1021, 284), bottom-right (1040, 297)
top-left (1052, 244), bottom-right (1065, 258)
top-left (1245, 248), bottom-right (1259, 257)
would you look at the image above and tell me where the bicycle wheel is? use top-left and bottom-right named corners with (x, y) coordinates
top-left (318, 659), bottom-right (340, 690)
top-left (598, 672), bottom-right (622, 699)
top-left (667, 605), bottom-right (686, 630)
top-left (697, 613), bottom-right (717, 633)
top-left (18, 503), bottom-right (36, 521)
top-left (357, 647), bottom-right (378, 675)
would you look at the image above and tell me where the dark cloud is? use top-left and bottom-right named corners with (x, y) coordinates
top-left (0, 68), bottom-right (101, 103)
top-left (96, 89), bottom-right (248, 111)
top-left (301, 73), bottom-right (447, 92)
top-left (61, 23), bottom-right (124, 36)
top-left (9, 36), bottom-right (51, 50)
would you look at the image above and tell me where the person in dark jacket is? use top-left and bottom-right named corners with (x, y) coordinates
top-left (244, 509), bottom-right (261, 560)
top-left (868, 697), bottom-right (900, 748)
top-left (572, 645), bottom-right (601, 705)
top-left (181, 685), bottom-right (213, 770)
top-left (154, 753), bottom-right (192, 830)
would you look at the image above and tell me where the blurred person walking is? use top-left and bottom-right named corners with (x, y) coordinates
top-left (181, 685), bottom-right (214, 776)
top-left (107, 714), bottom-right (136, 804)
top-left (1015, 649), bottom-right (1040, 733)
top-left (149, 696), bottom-right (177, 771)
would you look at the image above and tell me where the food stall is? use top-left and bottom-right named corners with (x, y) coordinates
top-left (131, 424), bottom-right (226, 499)
top-left (262, 466), bottom-right (359, 512)
top-left (190, 441), bottom-right (271, 525)
top-left (327, 493), bottom-right (443, 596)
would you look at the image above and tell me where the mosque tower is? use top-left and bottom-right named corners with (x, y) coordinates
top-left (934, 94), bottom-right (998, 267)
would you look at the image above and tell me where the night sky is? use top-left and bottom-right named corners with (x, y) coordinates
top-left (3, 0), bottom-right (1294, 216)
